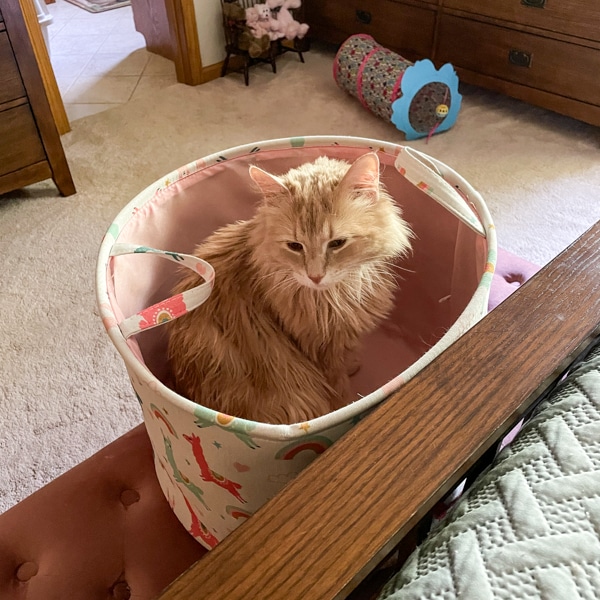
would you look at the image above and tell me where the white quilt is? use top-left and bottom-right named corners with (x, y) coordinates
top-left (379, 342), bottom-right (600, 600)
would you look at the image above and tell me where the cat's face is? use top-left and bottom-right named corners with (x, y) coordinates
top-left (250, 154), bottom-right (412, 291)
top-left (280, 224), bottom-right (359, 290)
top-left (270, 203), bottom-right (393, 290)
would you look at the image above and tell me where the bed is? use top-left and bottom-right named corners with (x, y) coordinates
top-left (379, 336), bottom-right (600, 600)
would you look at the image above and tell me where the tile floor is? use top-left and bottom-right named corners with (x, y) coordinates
top-left (45, 0), bottom-right (179, 122)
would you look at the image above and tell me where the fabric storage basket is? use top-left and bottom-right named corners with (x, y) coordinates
top-left (96, 136), bottom-right (496, 550)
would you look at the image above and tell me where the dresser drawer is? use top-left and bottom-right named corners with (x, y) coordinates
top-left (444, 0), bottom-right (600, 42)
top-left (0, 104), bottom-right (46, 177)
top-left (437, 15), bottom-right (600, 107)
top-left (0, 30), bottom-right (26, 104)
top-left (306, 0), bottom-right (436, 58)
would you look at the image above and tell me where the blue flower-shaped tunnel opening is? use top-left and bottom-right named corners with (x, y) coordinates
top-left (391, 60), bottom-right (462, 141)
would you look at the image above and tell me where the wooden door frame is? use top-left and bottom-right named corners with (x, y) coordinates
top-left (137, 0), bottom-right (223, 86)
top-left (23, 0), bottom-right (221, 137)
top-left (165, 0), bottom-right (202, 85)
top-left (20, 0), bottom-right (70, 134)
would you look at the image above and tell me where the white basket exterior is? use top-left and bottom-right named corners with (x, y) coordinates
top-left (96, 136), bottom-right (497, 549)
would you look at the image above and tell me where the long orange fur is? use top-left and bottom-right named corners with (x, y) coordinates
top-left (167, 153), bottom-right (412, 424)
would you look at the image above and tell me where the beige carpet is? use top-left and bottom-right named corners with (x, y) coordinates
top-left (1, 46), bottom-right (599, 513)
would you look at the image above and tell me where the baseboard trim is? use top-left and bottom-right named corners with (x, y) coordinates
top-left (200, 62), bottom-right (224, 84)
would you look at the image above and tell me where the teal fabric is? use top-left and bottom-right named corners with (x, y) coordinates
top-left (379, 342), bottom-right (600, 600)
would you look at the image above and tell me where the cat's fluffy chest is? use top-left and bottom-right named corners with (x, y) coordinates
top-left (263, 266), bottom-right (396, 363)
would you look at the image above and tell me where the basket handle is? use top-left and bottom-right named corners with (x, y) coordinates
top-left (394, 147), bottom-right (486, 236)
top-left (109, 244), bottom-right (215, 340)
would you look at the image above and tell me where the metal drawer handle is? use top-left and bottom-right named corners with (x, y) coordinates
top-left (521, 0), bottom-right (546, 7)
top-left (356, 9), bottom-right (372, 25)
top-left (508, 49), bottom-right (532, 68)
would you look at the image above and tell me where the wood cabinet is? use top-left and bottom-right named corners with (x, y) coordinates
top-left (0, 0), bottom-right (75, 197)
top-left (305, 0), bottom-right (438, 63)
top-left (304, 0), bottom-right (600, 126)
top-left (442, 0), bottom-right (600, 42)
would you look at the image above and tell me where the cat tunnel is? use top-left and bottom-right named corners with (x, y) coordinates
top-left (334, 34), bottom-right (462, 140)
top-left (96, 136), bottom-right (495, 550)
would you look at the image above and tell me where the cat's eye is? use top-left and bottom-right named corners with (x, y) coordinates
top-left (286, 242), bottom-right (304, 252)
top-left (328, 239), bottom-right (347, 250)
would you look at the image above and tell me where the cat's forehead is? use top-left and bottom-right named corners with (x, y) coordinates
top-left (268, 158), bottom-right (356, 238)
top-left (290, 197), bottom-right (333, 236)
top-left (282, 159), bottom-right (343, 196)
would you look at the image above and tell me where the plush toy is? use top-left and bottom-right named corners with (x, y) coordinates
top-left (240, 31), bottom-right (271, 58)
top-left (222, 0), bottom-right (245, 22)
top-left (223, 1), bottom-right (270, 58)
top-left (246, 4), bottom-right (281, 41)
top-left (266, 0), bottom-right (309, 40)
top-left (242, 5), bottom-right (278, 57)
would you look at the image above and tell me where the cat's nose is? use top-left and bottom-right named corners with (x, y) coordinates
top-left (308, 274), bottom-right (323, 284)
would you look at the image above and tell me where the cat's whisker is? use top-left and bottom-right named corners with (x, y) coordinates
top-left (391, 266), bottom-right (416, 275)
top-left (256, 271), bottom-right (278, 282)
top-left (269, 278), bottom-right (296, 296)
top-left (256, 270), bottom-right (291, 287)
top-left (380, 261), bottom-right (416, 276)
top-left (255, 269), bottom-right (301, 296)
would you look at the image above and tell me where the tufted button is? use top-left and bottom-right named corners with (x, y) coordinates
top-left (15, 562), bottom-right (38, 582)
top-left (111, 581), bottom-right (131, 600)
top-left (120, 489), bottom-right (140, 507)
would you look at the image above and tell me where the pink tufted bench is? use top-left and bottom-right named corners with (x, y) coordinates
top-left (0, 425), bottom-right (205, 600)
top-left (0, 248), bottom-right (539, 600)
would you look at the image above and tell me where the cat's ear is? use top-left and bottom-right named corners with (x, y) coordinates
top-left (249, 165), bottom-right (290, 204)
top-left (338, 152), bottom-right (381, 203)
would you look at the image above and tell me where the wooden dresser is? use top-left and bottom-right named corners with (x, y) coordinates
top-left (304, 0), bottom-right (600, 127)
top-left (305, 0), bottom-right (439, 63)
top-left (0, 0), bottom-right (75, 197)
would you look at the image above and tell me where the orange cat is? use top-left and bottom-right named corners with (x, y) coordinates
top-left (167, 152), bottom-right (412, 424)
